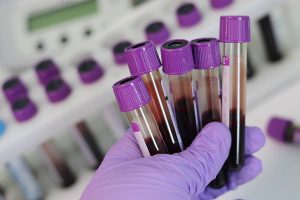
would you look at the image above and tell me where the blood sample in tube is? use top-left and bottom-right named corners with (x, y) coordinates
top-left (113, 76), bottom-right (168, 156)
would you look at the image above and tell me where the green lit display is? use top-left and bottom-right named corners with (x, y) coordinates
top-left (28, 0), bottom-right (98, 31)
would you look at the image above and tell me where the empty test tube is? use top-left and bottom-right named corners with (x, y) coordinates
top-left (45, 78), bottom-right (71, 103)
top-left (161, 39), bottom-right (198, 148)
top-left (191, 38), bottom-right (227, 188)
top-left (125, 41), bottom-right (182, 153)
top-left (145, 21), bottom-right (170, 45)
top-left (113, 76), bottom-right (168, 156)
top-left (113, 41), bottom-right (132, 65)
top-left (220, 16), bottom-right (250, 170)
top-left (77, 59), bottom-right (104, 84)
top-left (35, 59), bottom-right (60, 85)
top-left (267, 117), bottom-right (300, 144)
top-left (2, 77), bottom-right (27, 103)
top-left (176, 3), bottom-right (202, 28)
top-left (6, 157), bottom-right (44, 200)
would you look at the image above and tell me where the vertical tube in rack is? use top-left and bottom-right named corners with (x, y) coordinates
top-left (161, 39), bottom-right (198, 148)
top-left (6, 157), bottom-right (44, 200)
top-left (125, 41), bottom-right (182, 153)
top-left (40, 140), bottom-right (77, 187)
top-left (72, 121), bottom-right (104, 169)
top-left (113, 76), bottom-right (168, 156)
top-left (220, 16), bottom-right (250, 170)
top-left (191, 38), bottom-right (226, 188)
top-left (258, 15), bottom-right (283, 62)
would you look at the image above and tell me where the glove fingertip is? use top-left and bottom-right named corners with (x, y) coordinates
top-left (245, 127), bottom-right (266, 155)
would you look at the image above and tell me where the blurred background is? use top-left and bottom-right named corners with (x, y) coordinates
top-left (0, 0), bottom-right (299, 199)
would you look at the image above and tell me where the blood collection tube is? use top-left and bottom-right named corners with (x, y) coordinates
top-left (72, 121), bottom-right (104, 169)
top-left (11, 98), bottom-right (38, 122)
top-left (40, 140), bottom-right (77, 187)
top-left (77, 59), bottom-right (104, 84)
top-left (161, 39), bottom-right (198, 148)
top-left (145, 21), bottom-right (170, 45)
top-left (191, 38), bottom-right (227, 188)
top-left (35, 59), bottom-right (60, 85)
top-left (220, 16), bottom-right (250, 170)
top-left (45, 78), bottom-right (71, 103)
top-left (125, 41), bottom-right (182, 153)
top-left (112, 41), bottom-right (132, 65)
top-left (267, 117), bottom-right (300, 144)
top-left (210, 0), bottom-right (233, 9)
top-left (258, 14), bottom-right (283, 62)
top-left (2, 77), bottom-right (27, 103)
top-left (6, 157), bottom-right (44, 200)
top-left (113, 76), bottom-right (168, 156)
top-left (176, 3), bottom-right (202, 28)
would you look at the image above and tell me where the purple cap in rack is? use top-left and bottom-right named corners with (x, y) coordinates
top-left (176, 3), bottom-right (202, 27)
top-left (267, 117), bottom-right (292, 142)
top-left (161, 39), bottom-right (194, 75)
top-left (2, 77), bottom-right (28, 103)
top-left (145, 21), bottom-right (170, 45)
top-left (113, 41), bottom-right (132, 65)
top-left (219, 16), bottom-right (250, 43)
top-left (45, 78), bottom-right (71, 103)
top-left (113, 76), bottom-right (150, 112)
top-left (12, 98), bottom-right (38, 122)
top-left (191, 38), bottom-right (221, 69)
top-left (78, 59), bottom-right (104, 84)
top-left (210, 0), bottom-right (233, 9)
top-left (35, 59), bottom-right (60, 85)
top-left (125, 41), bottom-right (161, 76)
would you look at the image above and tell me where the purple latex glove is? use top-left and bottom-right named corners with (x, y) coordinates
top-left (81, 122), bottom-right (265, 200)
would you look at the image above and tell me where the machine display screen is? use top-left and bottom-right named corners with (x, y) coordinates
top-left (28, 0), bottom-right (98, 31)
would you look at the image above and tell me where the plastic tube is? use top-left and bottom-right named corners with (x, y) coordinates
top-left (72, 121), bottom-right (104, 169)
top-left (6, 157), bottom-right (44, 200)
top-left (145, 21), bottom-right (170, 45)
top-left (258, 14), bottom-right (283, 62)
top-left (161, 39), bottom-right (198, 148)
top-left (125, 41), bottom-right (182, 153)
top-left (40, 140), bottom-right (76, 187)
top-left (112, 41), bottom-right (132, 65)
top-left (2, 77), bottom-right (27, 103)
top-left (267, 117), bottom-right (300, 144)
top-left (176, 2), bottom-right (202, 28)
top-left (220, 16), bottom-right (250, 170)
top-left (191, 38), bottom-right (226, 188)
top-left (210, 0), bottom-right (233, 9)
top-left (35, 59), bottom-right (60, 85)
top-left (113, 76), bottom-right (168, 156)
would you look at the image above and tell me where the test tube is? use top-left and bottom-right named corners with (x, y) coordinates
top-left (176, 3), bottom-right (202, 28)
top-left (112, 41), bottom-right (132, 65)
top-left (258, 14), bottom-right (283, 62)
top-left (35, 59), bottom-right (60, 85)
top-left (2, 77), bottom-right (27, 103)
top-left (113, 76), bottom-right (168, 156)
top-left (11, 98), bottom-right (38, 122)
top-left (77, 59), bottom-right (104, 84)
top-left (125, 41), bottom-right (182, 153)
top-left (161, 39), bottom-right (198, 148)
top-left (40, 140), bottom-right (77, 187)
top-left (6, 157), bottom-right (44, 200)
top-left (145, 21), bottom-right (170, 45)
top-left (267, 117), bottom-right (300, 144)
top-left (210, 0), bottom-right (233, 9)
top-left (45, 78), bottom-right (71, 103)
top-left (191, 38), bottom-right (227, 188)
top-left (220, 16), bottom-right (250, 170)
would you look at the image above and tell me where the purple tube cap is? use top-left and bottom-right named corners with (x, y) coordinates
top-left (267, 117), bottom-right (292, 142)
top-left (161, 39), bottom-right (194, 75)
top-left (145, 21), bottom-right (170, 45)
top-left (45, 78), bottom-right (72, 103)
top-left (211, 0), bottom-right (233, 9)
top-left (112, 76), bottom-right (150, 112)
top-left (12, 98), bottom-right (38, 122)
top-left (125, 41), bottom-right (161, 76)
top-left (78, 59), bottom-right (104, 84)
top-left (191, 38), bottom-right (221, 69)
top-left (113, 41), bottom-right (132, 65)
top-left (176, 3), bottom-right (202, 27)
top-left (35, 59), bottom-right (60, 85)
top-left (219, 16), bottom-right (251, 43)
top-left (2, 77), bottom-right (28, 103)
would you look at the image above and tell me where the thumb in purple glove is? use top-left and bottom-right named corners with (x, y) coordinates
top-left (80, 122), bottom-right (264, 200)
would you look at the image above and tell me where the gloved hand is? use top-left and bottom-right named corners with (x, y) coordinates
top-left (80, 122), bottom-right (265, 200)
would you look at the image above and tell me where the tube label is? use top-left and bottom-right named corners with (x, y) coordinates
top-left (222, 56), bottom-right (230, 127)
top-left (131, 123), bottom-right (151, 157)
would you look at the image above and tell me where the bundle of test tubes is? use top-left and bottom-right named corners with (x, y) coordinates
top-left (112, 16), bottom-right (250, 188)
